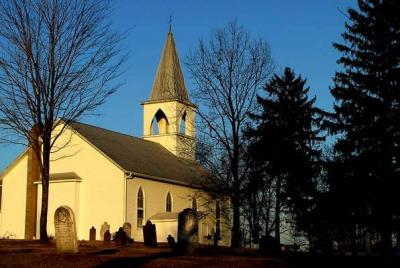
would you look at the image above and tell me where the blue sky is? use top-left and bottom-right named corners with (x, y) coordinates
top-left (0, 0), bottom-right (357, 170)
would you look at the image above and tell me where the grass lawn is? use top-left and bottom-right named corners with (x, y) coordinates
top-left (0, 240), bottom-right (285, 268)
top-left (1, 240), bottom-right (400, 267)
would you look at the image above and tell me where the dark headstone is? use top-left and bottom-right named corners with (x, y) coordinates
top-left (167, 234), bottom-right (176, 248)
top-left (177, 208), bottom-right (198, 254)
top-left (100, 222), bottom-right (110, 241)
top-left (89, 226), bottom-right (96, 241)
top-left (103, 230), bottom-right (111, 244)
top-left (114, 227), bottom-right (128, 246)
top-left (143, 220), bottom-right (157, 247)
top-left (259, 235), bottom-right (280, 256)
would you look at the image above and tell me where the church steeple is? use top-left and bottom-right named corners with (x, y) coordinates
top-left (142, 28), bottom-right (196, 160)
top-left (149, 29), bottom-right (189, 103)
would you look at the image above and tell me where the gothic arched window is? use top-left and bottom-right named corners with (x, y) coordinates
top-left (179, 111), bottom-right (186, 134)
top-left (137, 187), bottom-right (144, 228)
top-left (166, 192), bottom-right (172, 212)
top-left (151, 109), bottom-right (169, 135)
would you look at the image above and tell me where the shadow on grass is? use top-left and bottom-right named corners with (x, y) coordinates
top-left (286, 255), bottom-right (400, 268)
top-left (0, 248), bottom-right (34, 254)
top-left (90, 248), bottom-right (120, 255)
top-left (197, 246), bottom-right (261, 258)
top-left (94, 251), bottom-right (177, 267)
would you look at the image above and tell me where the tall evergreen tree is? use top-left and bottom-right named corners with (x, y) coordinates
top-left (326, 0), bottom-right (400, 254)
top-left (247, 67), bottom-right (324, 245)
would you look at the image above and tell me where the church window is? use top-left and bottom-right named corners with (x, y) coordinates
top-left (192, 197), bottom-right (197, 211)
top-left (151, 117), bottom-right (159, 134)
top-left (151, 109), bottom-right (169, 135)
top-left (179, 112), bottom-right (186, 134)
top-left (166, 192), bottom-right (172, 212)
top-left (137, 187), bottom-right (144, 228)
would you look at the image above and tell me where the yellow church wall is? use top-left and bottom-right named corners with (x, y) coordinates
top-left (0, 153), bottom-right (28, 239)
top-left (126, 177), bottom-right (231, 246)
top-left (35, 124), bottom-right (126, 240)
top-left (151, 220), bottom-right (177, 243)
top-left (35, 180), bottom-right (80, 238)
top-left (0, 123), bottom-right (230, 245)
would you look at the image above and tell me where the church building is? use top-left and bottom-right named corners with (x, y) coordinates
top-left (0, 29), bottom-right (231, 246)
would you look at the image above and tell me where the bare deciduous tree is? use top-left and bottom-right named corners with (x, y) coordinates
top-left (185, 21), bottom-right (274, 247)
top-left (0, 0), bottom-right (125, 241)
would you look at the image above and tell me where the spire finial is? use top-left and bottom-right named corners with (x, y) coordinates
top-left (168, 15), bottom-right (173, 33)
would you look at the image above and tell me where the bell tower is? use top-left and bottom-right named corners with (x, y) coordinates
top-left (142, 28), bottom-right (196, 160)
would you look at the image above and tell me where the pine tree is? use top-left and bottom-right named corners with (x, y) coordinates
top-left (247, 67), bottom-right (324, 245)
top-left (326, 0), bottom-right (400, 254)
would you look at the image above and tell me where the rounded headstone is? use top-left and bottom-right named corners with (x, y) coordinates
top-left (177, 208), bottom-right (198, 254)
top-left (123, 222), bottom-right (131, 238)
top-left (100, 222), bottom-right (110, 241)
top-left (54, 206), bottom-right (78, 253)
top-left (143, 220), bottom-right (157, 247)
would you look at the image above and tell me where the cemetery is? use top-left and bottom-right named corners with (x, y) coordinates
top-left (0, 206), bottom-right (283, 267)
top-left (1, 0), bottom-right (400, 266)
top-left (1, 205), bottom-right (398, 267)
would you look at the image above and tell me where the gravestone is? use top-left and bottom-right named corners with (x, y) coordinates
top-left (100, 222), bottom-right (110, 241)
top-left (89, 226), bottom-right (96, 241)
top-left (143, 220), bottom-right (157, 247)
top-left (103, 230), bottom-right (111, 243)
top-left (54, 206), bottom-right (78, 253)
top-left (123, 222), bottom-right (131, 238)
top-left (114, 227), bottom-right (128, 246)
top-left (167, 234), bottom-right (176, 248)
top-left (177, 208), bottom-right (198, 254)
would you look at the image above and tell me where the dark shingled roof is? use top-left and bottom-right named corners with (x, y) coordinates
top-left (150, 29), bottom-right (190, 103)
top-left (68, 121), bottom-right (209, 188)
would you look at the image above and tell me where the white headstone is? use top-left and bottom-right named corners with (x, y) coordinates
top-left (123, 222), bottom-right (132, 238)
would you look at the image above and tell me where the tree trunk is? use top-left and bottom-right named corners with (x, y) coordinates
top-left (231, 194), bottom-right (241, 248)
top-left (349, 224), bottom-right (357, 255)
top-left (265, 196), bottom-right (271, 235)
top-left (230, 131), bottom-right (241, 248)
top-left (396, 229), bottom-right (400, 251)
top-left (274, 176), bottom-right (282, 246)
top-left (251, 192), bottom-right (260, 244)
top-left (214, 201), bottom-right (221, 247)
top-left (381, 218), bottom-right (393, 255)
top-left (39, 137), bottom-right (51, 242)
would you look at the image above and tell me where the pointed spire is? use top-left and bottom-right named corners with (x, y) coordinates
top-left (149, 28), bottom-right (189, 102)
